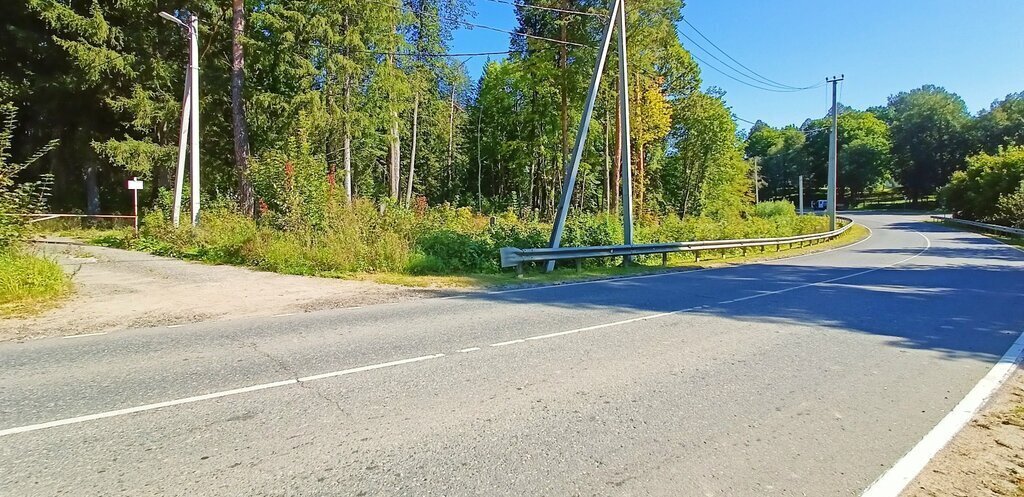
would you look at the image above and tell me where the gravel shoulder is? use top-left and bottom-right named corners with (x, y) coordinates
top-left (0, 238), bottom-right (444, 341)
top-left (902, 367), bottom-right (1024, 497)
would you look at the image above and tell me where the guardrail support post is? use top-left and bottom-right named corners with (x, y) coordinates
top-left (695, 250), bottom-right (700, 262)
top-left (661, 252), bottom-right (668, 266)
top-left (575, 259), bottom-right (582, 272)
top-left (516, 263), bottom-right (524, 278)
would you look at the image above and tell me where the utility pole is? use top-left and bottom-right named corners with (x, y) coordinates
top-left (752, 157), bottom-right (759, 204)
top-left (826, 75), bottom-right (843, 230)
top-left (798, 175), bottom-right (804, 215)
top-left (161, 11), bottom-right (201, 227)
top-left (545, 0), bottom-right (623, 272)
top-left (616, 0), bottom-right (633, 262)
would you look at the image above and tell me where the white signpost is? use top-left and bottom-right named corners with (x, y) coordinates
top-left (127, 177), bottom-right (144, 232)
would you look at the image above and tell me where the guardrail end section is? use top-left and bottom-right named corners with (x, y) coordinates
top-left (499, 247), bottom-right (521, 268)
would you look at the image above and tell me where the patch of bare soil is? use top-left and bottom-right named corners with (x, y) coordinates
top-left (903, 366), bottom-right (1024, 497)
top-left (0, 238), bottom-right (448, 341)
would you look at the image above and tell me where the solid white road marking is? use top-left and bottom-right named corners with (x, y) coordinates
top-left (861, 329), bottom-right (1024, 497)
top-left (272, 313), bottom-right (295, 318)
top-left (0, 353), bottom-right (445, 438)
top-left (62, 332), bottom-right (107, 339)
top-left (458, 347), bottom-right (481, 353)
top-left (167, 324), bottom-right (185, 329)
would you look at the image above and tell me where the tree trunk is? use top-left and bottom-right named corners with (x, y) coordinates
top-left (83, 161), bottom-right (100, 215)
top-left (559, 14), bottom-right (569, 183)
top-left (446, 87), bottom-right (455, 199)
top-left (637, 143), bottom-right (645, 214)
top-left (230, 0), bottom-right (254, 216)
top-left (476, 103), bottom-right (482, 211)
top-left (405, 92), bottom-right (420, 205)
top-left (343, 74), bottom-right (352, 203)
top-left (390, 114), bottom-right (401, 200)
top-left (612, 79), bottom-right (621, 212)
top-left (604, 104), bottom-right (610, 213)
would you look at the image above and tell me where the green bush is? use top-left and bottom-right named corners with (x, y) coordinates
top-left (753, 201), bottom-right (797, 219)
top-left (940, 146), bottom-right (1024, 223)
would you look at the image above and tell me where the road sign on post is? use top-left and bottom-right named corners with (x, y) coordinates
top-left (128, 177), bottom-right (144, 233)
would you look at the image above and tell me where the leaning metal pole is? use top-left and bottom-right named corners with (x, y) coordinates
top-left (616, 0), bottom-right (633, 260)
top-left (172, 71), bottom-right (191, 227)
top-left (545, 0), bottom-right (621, 272)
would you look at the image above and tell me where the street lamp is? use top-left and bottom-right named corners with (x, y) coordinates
top-left (160, 10), bottom-right (201, 226)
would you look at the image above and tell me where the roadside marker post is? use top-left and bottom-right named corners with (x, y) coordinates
top-left (127, 177), bottom-right (144, 233)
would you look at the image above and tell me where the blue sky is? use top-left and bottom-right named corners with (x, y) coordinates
top-left (450, 0), bottom-right (1024, 129)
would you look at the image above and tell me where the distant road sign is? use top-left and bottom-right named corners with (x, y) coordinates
top-left (127, 179), bottom-right (144, 190)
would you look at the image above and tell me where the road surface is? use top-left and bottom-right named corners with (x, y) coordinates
top-left (2, 213), bottom-right (1022, 496)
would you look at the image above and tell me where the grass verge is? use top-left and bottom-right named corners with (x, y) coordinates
top-left (0, 249), bottom-right (71, 317)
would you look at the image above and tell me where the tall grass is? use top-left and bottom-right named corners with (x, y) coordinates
top-left (0, 249), bottom-right (70, 316)
top-left (93, 199), bottom-right (831, 277)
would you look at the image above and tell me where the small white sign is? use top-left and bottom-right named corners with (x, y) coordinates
top-left (127, 179), bottom-right (144, 190)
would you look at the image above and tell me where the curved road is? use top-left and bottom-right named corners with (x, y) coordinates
top-left (2, 213), bottom-right (1023, 496)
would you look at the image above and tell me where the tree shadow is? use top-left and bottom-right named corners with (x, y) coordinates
top-left (464, 255), bottom-right (1024, 363)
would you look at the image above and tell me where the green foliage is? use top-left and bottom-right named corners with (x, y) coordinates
top-left (112, 195), bottom-right (829, 278)
top-left (940, 146), bottom-right (1024, 224)
top-left (753, 200), bottom-right (796, 219)
top-left (995, 182), bottom-right (1024, 228)
top-left (0, 103), bottom-right (57, 251)
top-left (884, 85), bottom-right (972, 201)
top-left (0, 249), bottom-right (70, 315)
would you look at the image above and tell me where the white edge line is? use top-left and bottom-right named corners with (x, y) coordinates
top-left (0, 353), bottom-right (446, 438)
top-left (272, 313), bottom-right (296, 318)
top-left (166, 324), bottom-right (185, 329)
top-left (62, 332), bottom-right (107, 339)
top-left (861, 329), bottom-right (1024, 497)
top-left (458, 347), bottom-right (481, 353)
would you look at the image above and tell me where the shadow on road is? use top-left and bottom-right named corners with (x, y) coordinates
top-left (456, 226), bottom-right (1024, 363)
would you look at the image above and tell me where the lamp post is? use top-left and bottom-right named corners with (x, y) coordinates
top-left (160, 11), bottom-right (201, 226)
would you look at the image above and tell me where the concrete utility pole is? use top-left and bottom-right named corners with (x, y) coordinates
top-left (826, 75), bottom-right (843, 230)
top-left (545, 0), bottom-right (624, 272)
top-left (161, 11), bottom-right (201, 227)
top-left (752, 157), bottom-right (759, 204)
top-left (616, 0), bottom-right (633, 262)
top-left (798, 175), bottom-right (804, 215)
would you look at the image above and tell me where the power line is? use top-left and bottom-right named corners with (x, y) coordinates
top-left (688, 51), bottom-right (810, 93)
top-left (681, 18), bottom-right (822, 91)
top-left (482, 0), bottom-right (607, 18)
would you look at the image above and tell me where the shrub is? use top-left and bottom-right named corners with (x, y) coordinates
top-left (940, 146), bottom-right (1024, 222)
top-left (753, 200), bottom-right (796, 219)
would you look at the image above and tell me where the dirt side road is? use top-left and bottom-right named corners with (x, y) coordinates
top-left (903, 366), bottom-right (1024, 497)
top-left (0, 238), bottom-right (441, 341)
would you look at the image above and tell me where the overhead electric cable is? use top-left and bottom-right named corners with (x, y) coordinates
top-left (688, 52), bottom-right (811, 93)
top-left (681, 18), bottom-right (823, 91)
top-left (482, 0), bottom-right (607, 18)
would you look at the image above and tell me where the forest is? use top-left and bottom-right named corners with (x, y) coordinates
top-left (2, 0), bottom-right (1023, 291)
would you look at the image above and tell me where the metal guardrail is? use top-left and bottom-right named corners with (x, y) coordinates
top-left (500, 216), bottom-right (854, 275)
top-left (931, 215), bottom-right (1024, 237)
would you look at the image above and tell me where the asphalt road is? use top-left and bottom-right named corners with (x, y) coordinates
top-left (2, 213), bottom-right (1023, 496)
